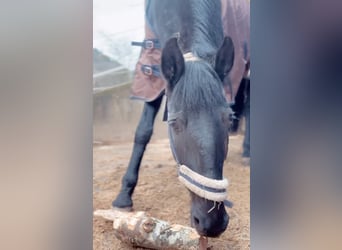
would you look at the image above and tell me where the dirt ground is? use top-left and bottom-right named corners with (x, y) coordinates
top-left (93, 133), bottom-right (250, 250)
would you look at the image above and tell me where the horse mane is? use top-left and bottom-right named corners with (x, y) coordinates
top-left (171, 61), bottom-right (228, 113)
top-left (147, 0), bottom-right (223, 60)
top-left (171, 1), bottom-right (226, 113)
top-left (190, 0), bottom-right (224, 60)
top-left (147, 0), bottom-right (227, 112)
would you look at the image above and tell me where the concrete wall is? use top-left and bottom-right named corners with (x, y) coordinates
top-left (93, 83), bottom-right (167, 143)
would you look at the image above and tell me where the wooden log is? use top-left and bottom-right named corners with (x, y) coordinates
top-left (94, 209), bottom-right (208, 250)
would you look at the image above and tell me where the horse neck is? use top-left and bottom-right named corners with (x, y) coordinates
top-left (189, 0), bottom-right (223, 59)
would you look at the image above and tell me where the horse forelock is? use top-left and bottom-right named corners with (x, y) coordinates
top-left (170, 61), bottom-right (227, 113)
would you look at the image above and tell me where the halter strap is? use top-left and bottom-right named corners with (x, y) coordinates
top-left (183, 52), bottom-right (202, 62)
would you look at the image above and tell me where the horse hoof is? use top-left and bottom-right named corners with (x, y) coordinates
top-left (112, 193), bottom-right (133, 209)
top-left (111, 206), bottom-right (133, 212)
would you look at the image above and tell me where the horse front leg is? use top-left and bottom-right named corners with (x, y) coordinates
top-left (112, 95), bottom-right (163, 209)
top-left (242, 79), bottom-right (250, 159)
top-left (230, 78), bottom-right (247, 134)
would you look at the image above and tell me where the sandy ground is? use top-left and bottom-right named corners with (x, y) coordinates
top-left (93, 134), bottom-right (250, 250)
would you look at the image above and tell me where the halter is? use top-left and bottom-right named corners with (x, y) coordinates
top-left (167, 111), bottom-right (233, 211)
top-left (183, 52), bottom-right (201, 62)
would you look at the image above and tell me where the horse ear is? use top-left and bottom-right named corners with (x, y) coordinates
top-left (161, 37), bottom-right (185, 90)
top-left (215, 36), bottom-right (235, 81)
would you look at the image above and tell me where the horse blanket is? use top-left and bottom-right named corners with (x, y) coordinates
top-left (130, 0), bottom-right (250, 102)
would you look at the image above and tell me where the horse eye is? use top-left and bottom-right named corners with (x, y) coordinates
top-left (169, 119), bottom-right (183, 133)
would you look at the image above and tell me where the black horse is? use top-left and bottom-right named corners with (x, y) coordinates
top-left (113, 0), bottom-right (238, 237)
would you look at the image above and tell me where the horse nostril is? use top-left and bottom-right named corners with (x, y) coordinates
top-left (192, 212), bottom-right (228, 237)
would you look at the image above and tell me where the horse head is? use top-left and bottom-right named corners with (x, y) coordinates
top-left (161, 36), bottom-right (234, 237)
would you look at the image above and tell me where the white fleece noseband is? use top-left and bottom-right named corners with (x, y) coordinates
top-left (178, 165), bottom-right (228, 202)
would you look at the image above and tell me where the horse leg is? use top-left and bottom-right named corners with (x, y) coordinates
top-left (230, 78), bottom-right (247, 133)
top-left (242, 79), bottom-right (250, 158)
top-left (112, 95), bottom-right (163, 209)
